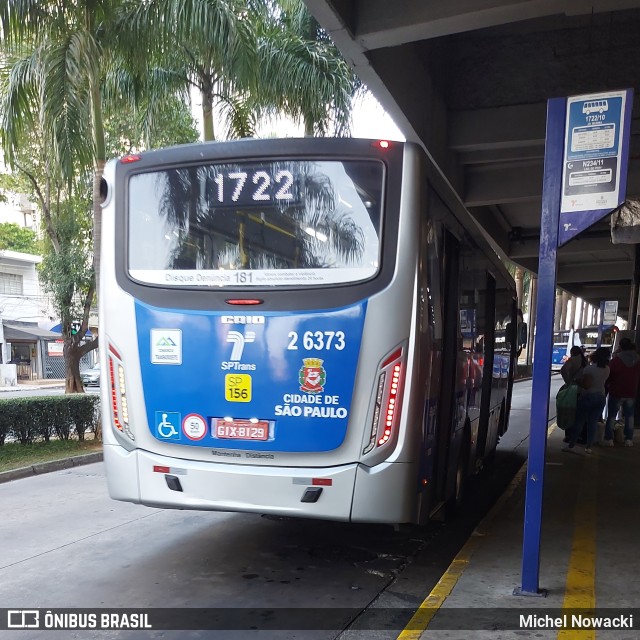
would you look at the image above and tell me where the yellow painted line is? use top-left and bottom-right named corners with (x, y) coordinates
top-left (397, 460), bottom-right (529, 639)
top-left (557, 456), bottom-right (598, 640)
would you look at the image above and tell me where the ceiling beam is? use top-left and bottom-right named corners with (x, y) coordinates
top-left (449, 104), bottom-right (546, 152)
top-left (565, 283), bottom-right (631, 305)
top-left (558, 262), bottom-right (632, 284)
top-left (351, 0), bottom-right (636, 50)
top-left (510, 234), bottom-right (621, 260)
top-left (464, 160), bottom-right (542, 206)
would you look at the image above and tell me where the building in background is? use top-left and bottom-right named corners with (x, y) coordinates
top-left (0, 191), bottom-right (96, 382)
top-left (0, 249), bottom-right (61, 379)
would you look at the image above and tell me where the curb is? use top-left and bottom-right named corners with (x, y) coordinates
top-left (0, 451), bottom-right (103, 484)
top-left (0, 385), bottom-right (66, 394)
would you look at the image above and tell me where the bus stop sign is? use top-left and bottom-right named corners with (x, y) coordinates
top-left (559, 89), bottom-right (633, 246)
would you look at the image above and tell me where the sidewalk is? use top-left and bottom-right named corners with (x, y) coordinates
top-left (0, 378), bottom-right (66, 393)
top-left (398, 425), bottom-right (640, 639)
top-left (0, 451), bottom-right (103, 484)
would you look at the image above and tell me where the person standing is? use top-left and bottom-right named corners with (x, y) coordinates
top-left (603, 338), bottom-right (640, 447)
top-left (517, 309), bottom-right (527, 358)
top-left (560, 345), bottom-right (587, 384)
top-left (559, 345), bottom-right (587, 443)
top-left (563, 347), bottom-right (610, 454)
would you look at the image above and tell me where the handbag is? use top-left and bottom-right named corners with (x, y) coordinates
top-left (556, 383), bottom-right (578, 430)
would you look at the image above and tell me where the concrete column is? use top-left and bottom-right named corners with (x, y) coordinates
top-left (560, 291), bottom-right (569, 329)
top-left (575, 299), bottom-right (583, 329)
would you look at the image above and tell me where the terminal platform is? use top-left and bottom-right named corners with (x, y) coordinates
top-left (399, 419), bottom-right (639, 639)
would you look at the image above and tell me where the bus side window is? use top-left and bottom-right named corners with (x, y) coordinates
top-left (425, 220), bottom-right (443, 343)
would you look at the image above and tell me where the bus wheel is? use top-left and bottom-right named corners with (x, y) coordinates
top-left (498, 400), bottom-right (507, 436)
top-left (445, 434), bottom-right (469, 518)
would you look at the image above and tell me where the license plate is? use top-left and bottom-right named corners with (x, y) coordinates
top-left (215, 419), bottom-right (269, 441)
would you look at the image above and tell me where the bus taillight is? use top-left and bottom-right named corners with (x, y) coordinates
top-left (108, 343), bottom-right (134, 441)
top-left (364, 346), bottom-right (406, 454)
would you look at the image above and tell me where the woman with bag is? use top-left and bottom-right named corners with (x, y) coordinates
top-left (560, 345), bottom-right (587, 384)
top-left (563, 347), bottom-right (610, 454)
top-left (558, 346), bottom-right (586, 439)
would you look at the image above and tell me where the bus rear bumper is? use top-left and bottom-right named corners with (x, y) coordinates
top-left (103, 444), bottom-right (417, 523)
top-left (104, 444), bottom-right (359, 520)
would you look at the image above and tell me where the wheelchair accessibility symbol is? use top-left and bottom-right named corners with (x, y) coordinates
top-left (155, 411), bottom-right (181, 441)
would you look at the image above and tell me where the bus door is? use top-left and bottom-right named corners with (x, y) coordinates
top-left (434, 230), bottom-right (466, 503)
top-left (475, 273), bottom-right (496, 460)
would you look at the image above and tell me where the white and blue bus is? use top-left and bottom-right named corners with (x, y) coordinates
top-left (576, 324), bottom-right (619, 357)
top-left (99, 138), bottom-right (516, 525)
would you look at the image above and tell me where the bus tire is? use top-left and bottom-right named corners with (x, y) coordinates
top-left (498, 400), bottom-right (508, 436)
top-left (445, 430), bottom-right (470, 518)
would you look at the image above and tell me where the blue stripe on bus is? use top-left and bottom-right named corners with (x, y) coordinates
top-left (134, 300), bottom-right (367, 452)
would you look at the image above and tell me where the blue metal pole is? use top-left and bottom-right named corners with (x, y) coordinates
top-left (518, 97), bottom-right (566, 596)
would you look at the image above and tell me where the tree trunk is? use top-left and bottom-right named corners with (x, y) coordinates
top-left (202, 83), bottom-right (215, 141)
top-left (63, 339), bottom-right (85, 395)
top-left (92, 159), bottom-right (105, 292)
top-left (90, 63), bottom-right (106, 294)
top-left (304, 116), bottom-right (314, 137)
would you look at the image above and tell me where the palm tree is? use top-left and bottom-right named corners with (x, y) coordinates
top-left (0, 0), bottom-right (132, 294)
top-left (122, 0), bottom-right (259, 141)
top-left (0, 1), bottom-right (123, 392)
top-left (0, 2), bottom-right (199, 391)
top-left (123, 0), bottom-right (359, 141)
top-left (255, 0), bottom-right (360, 136)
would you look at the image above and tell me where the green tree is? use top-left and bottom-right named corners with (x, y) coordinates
top-left (1, 122), bottom-right (99, 392)
top-left (124, 0), bottom-right (359, 140)
top-left (123, 0), bottom-right (258, 141)
top-left (257, 0), bottom-right (360, 136)
top-left (0, 222), bottom-right (38, 253)
top-left (0, 0), bottom-right (141, 294)
top-left (0, 93), bottom-right (197, 392)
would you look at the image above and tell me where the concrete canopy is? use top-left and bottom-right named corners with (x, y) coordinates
top-left (304, 0), bottom-right (640, 320)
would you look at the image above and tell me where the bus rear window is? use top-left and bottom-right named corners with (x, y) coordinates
top-left (127, 159), bottom-right (383, 287)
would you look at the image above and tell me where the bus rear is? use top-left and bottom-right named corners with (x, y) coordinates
top-left (99, 138), bottom-right (426, 523)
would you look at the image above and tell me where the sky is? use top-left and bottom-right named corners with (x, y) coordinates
top-left (350, 93), bottom-right (405, 141)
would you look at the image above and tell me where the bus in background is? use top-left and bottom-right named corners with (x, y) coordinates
top-left (576, 324), bottom-right (619, 357)
top-left (551, 328), bottom-right (581, 371)
top-left (99, 138), bottom-right (516, 525)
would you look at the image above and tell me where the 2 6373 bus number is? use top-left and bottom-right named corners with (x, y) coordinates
top-left (287, 330), bottom-right (346, 351)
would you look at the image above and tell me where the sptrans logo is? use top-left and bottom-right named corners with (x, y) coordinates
top-left (226, 330), bottom-right (256, 361)
top-left (221, 316), bottom-right (260, 371)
